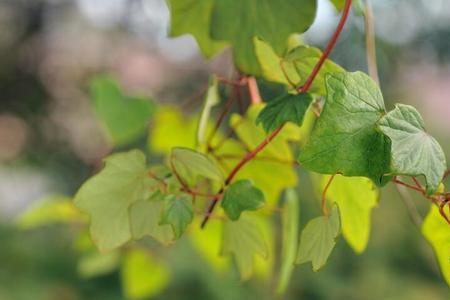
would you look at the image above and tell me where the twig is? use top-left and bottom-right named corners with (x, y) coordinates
top-left (322, 174), bottom-right (336, 216)
top-left (247, 76), bottom-right (262, 104)
top-left (201, 0), bottom-right (353, 228)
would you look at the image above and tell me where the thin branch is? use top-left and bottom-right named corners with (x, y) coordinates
top-left (322, 174), bottom-right (336, 216)
top-left (394, 182), bottom-right (422, 229)
top-left (392, 177), bottom-right (425, 193)
top-left (247, 76), bottom-right (262, 104)
top-left (201, 0), bottom-right (353, 228)
top-left (364, 0), bottom-right (379, 85)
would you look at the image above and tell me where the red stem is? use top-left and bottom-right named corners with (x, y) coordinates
top-left (247, 76), bottom-right (262, 104)
top-left (201, 0), bottom-right (353, 228)
top-left (392, 177), bottom-right (425, 194)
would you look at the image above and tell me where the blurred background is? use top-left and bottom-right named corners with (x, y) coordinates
top-left (0, 0), bottom-right (449, 299)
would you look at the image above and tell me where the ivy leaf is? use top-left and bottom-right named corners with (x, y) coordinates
top-left (221, 179), bottom-right (265, 221)
top-left (422, 205), bottom-right (450, 286)
top-left (378, 104), bottom-right (446, 195)
top-left (221, 214), bottom-right (269, 280)
top-left (321, 175), bottom-right (378, 253)
top-left (197, 76), bottom-right (220, 145)
top-left (254, 38), bottom-right (344, 95)
top-left (276, 189), bottom-right (300, 294)
top-left (171, 147), bottom-right (224, 187)
top-left (74, 150), bottom-right (151, 252)
top-left (166, 0), bottom-right (227, 58)
top-left (90, 76), bottom-right (154, 146)
top-left (121, 248), bottom-right (170, 299)
top-left (296, 205), bottom-right (340, 271)
top-left (298, 71), bottom-right (391, 185)
top-left (130, 199), bottom-right (174, 245)
top-left (160, 195), bottom-right (194, 239)
top-left (256, 92), bottom-right (313, 133)
top-left (211, 0), bottom-right (317, 75)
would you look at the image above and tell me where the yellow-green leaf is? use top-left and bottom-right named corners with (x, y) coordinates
top-left (121, 248), bottom-right (170, 299)
top-left (422, 205), bottom-right (450, 286)
top-left (321, 175), bottom-right (378, 253)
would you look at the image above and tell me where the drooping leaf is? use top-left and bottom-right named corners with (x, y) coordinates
top-left (77, 251), bottom-right (120, 279)
top-left (221, 214), bottom-right (269, 280)
top-left (197, 76), bottom-right (220, 145)
top-left (74, 150), bottom-right (152, 252)
top-left (422, 205), bottom-right (450, 286)
top-left (321, 175), bottom-right (378, 253)
top-left (213, 105), bottom-right (301, 205)
top-left (254, 38), bottom-right (344, 95)
top-left (221, 179), bottom-right (265, 221)
top-left (166, 0), bottom-right (227, 58)
top-left (171, 147), bottom-right (224, 187)
top-left (160, 195), bottom-right (194, 238)
top-left (210, 0), bottom-right (317, 75)
top-left (90, 76), bottom-right (154, 146)
top-left (276, 189), bottom-right (300, 294)
top-left (378, 104), bottom-right (446, 195)
top-left (130, 199), bottom-right (174, 245)
top-left (299, 71), bottom-right (391, 185)
top-left (296, 205), bottom-right (340, 271)
top-left (256, 92), bottom-right (313, 133)
top-left (17, 195), bottom-right (84, 229)
top-left (121, 248), bottom-right (170, 299)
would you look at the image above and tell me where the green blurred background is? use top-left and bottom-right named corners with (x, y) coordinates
top-left (0, 0), bottom-right (449, 299)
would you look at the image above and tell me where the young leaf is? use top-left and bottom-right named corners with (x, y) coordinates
top-left (321, 175), bottom-right (378, 253)
top-left (296, 205), bottom-right (340, 271)
top-left (254, 38), bottom-right (344, 95)
top-left (422, 205), bottom-right (450, 286)
top-left (74, 150), bottom-right (152, 252)
top-left (121, 248), bottom-right (170, 299)
top-left (210, 0), bottom-right (317, 75)
top-left (221, 179), bottom-right (265, 221)
top-left (298, 71), bottom-right (391, 185)
top-left (221, 215), bottom-right (269, 280)
top-left (166, 0), bottom-right (227, 58)
top-left (90, 76), bottom-right (154, 146)
top-left (276, 189), bottom-right (300, 294)
top-left (160, 195), bottom-right (194, 239)
top-left (130, 199), bottom-right (174, 245)
top-left (197, 76), bottom-right (220, 145)
top-left (171, 147), bottom-right (224, 187)
top-left (378, 104), bottom-right (446, 195)
top-left (256, 92), bottom-right (313, 133)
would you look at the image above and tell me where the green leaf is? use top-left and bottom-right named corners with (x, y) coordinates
top-left (171, 147), bottom-right (224, 187)
top-left (221, 215), bottom-right (269, 280)
top-left (378, 104), bottom-right (447, 195)
top-left (276, 189), bottom-right (300, 294)
top-left (77, 251), bottom-right (120, 279)
top-left (74, 150), bottom-right (151, 252)
top-left (221, 179), bottom-right (265, 221)
top-left (422, 205), bottom-right (450, 286)
top-left (166, 0), bottom-right (227, 58)
top-left (197, 76), bottom-right (220, 145)
top-left (90, 76), bottom-right (154, 146)
top-left (17, 195), bottom-right (84, 229)
top-left (321, 175), bottom-right (378, 253)
top-left (130, 199), bottom-right (174, 245)
top-left (256, 92), bottom-right (313, 133)
top-left (210, 0), bottom-right (317, 75)
top-left (254, 38), bottom-right (344, 95)
top-left (298, 71), bottom-right (391, 185)
top-left (160, 195), bottom-right (194, 238)
top-left (121, 248), bottom-right (170, 299)
top-left (296, 205), bottom-right (340, 271)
